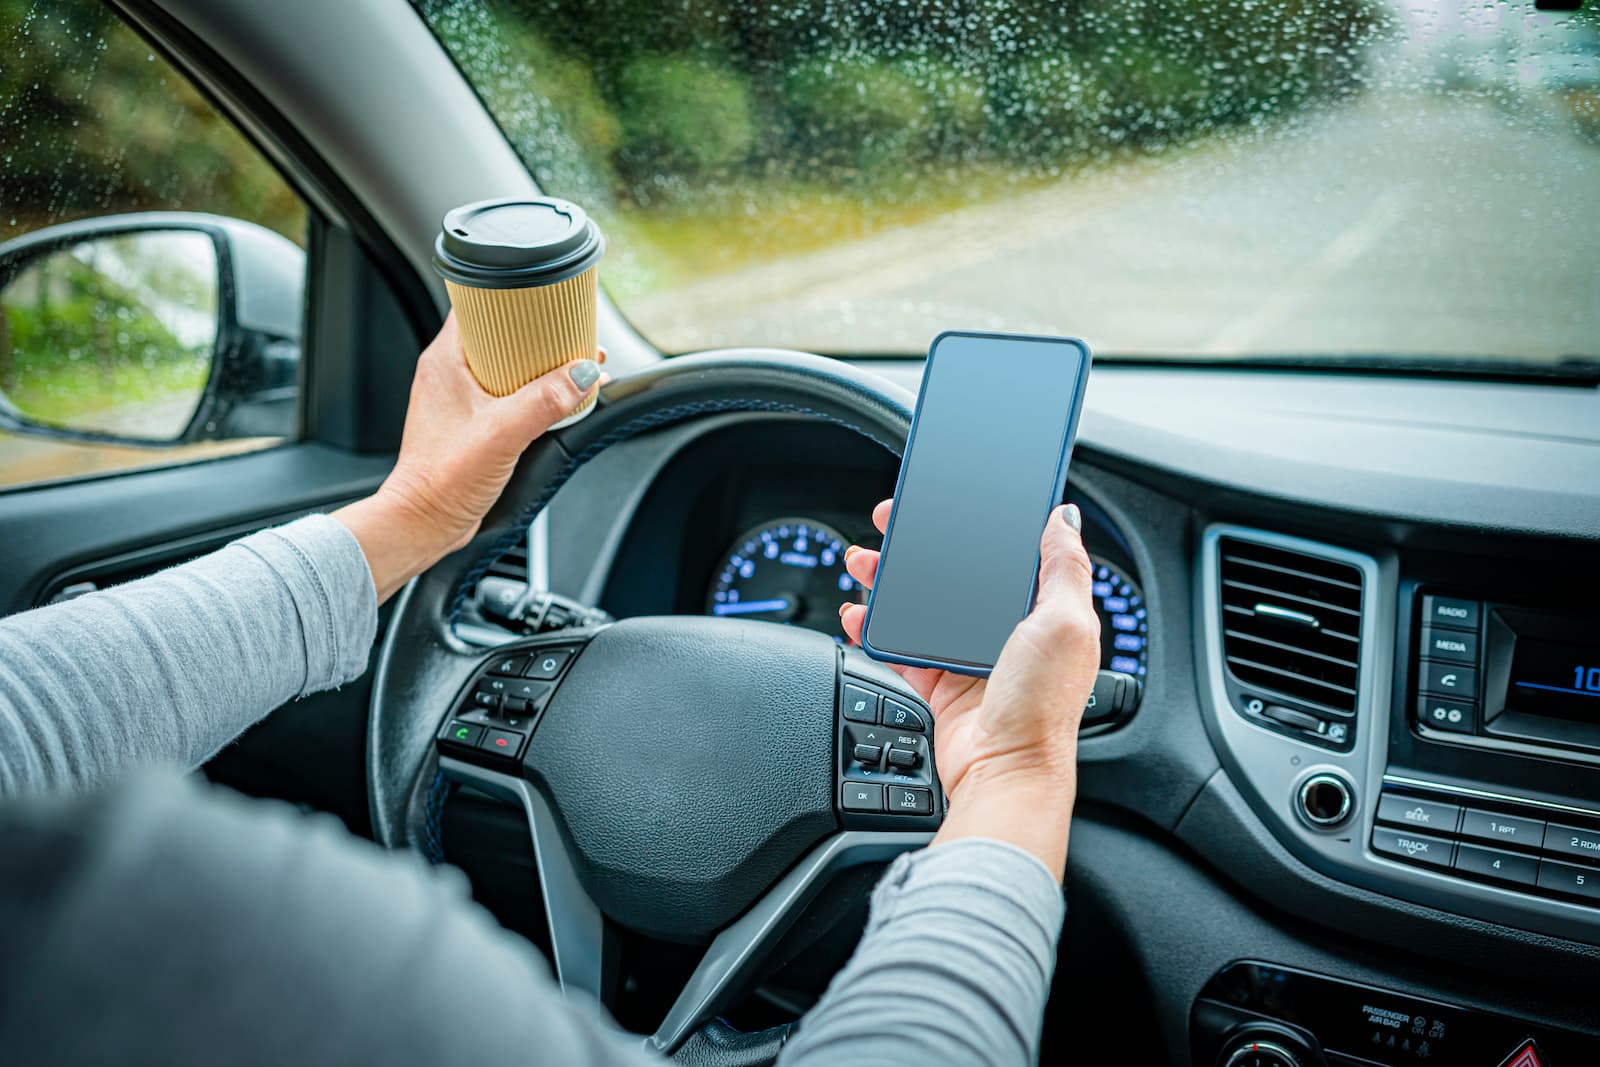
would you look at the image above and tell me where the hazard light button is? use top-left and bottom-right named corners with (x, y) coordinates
top-left (1498, 1039), bottom-right (1545, 1067)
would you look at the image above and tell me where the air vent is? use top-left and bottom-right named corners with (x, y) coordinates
top-left (1219, 536), bottom-right (1363, 715)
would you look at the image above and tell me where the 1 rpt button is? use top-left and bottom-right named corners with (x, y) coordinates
top-left (842, 684), bottom-right (879, 724)
top-left (1460, 808), bottom-right (1544, 849)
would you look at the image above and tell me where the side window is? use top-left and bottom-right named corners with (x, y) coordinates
top-left (0, 0), bottom-right (308, 491)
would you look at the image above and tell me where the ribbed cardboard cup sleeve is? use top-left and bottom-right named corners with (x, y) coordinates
top-left (445, 267), bottom-right (599, 418)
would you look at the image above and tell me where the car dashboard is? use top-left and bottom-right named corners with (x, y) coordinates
top-left (452, 358), bottom-right (1600, 1065)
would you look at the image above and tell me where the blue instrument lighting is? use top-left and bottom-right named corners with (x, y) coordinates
top-left (712, 598), bottom-right (791, 617)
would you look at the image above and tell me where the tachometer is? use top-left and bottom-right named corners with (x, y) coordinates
top-left (706, 518), bottom-right (862, 636)
top-left (1091, 557), bottom-right (1148, 679)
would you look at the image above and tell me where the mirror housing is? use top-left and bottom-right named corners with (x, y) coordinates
top-left (0, 212), bottom-right (304, 447)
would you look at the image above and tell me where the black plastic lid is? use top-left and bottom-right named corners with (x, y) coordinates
top-left (433, 197), bottom-right (604, 288)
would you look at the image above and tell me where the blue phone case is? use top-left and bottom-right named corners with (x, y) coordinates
top-left (860, 330), bottom-right (1092, 678)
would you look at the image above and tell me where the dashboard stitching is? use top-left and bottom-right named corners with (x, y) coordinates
top-left (447, 398), bottom-right (903, 626)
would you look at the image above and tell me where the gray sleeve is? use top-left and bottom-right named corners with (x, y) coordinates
top-left (780, 838), bottom-right (1065, 1067)
top-left (0, 514), bottom-right (377, 796)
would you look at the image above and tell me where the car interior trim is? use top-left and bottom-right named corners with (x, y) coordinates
top-left (1384, 773), bottom-right (1600, 823)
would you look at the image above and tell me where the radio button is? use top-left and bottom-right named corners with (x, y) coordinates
top-left (1421, 595), bottom-right (1480, 632)
top-left (1536, 858), bottom-right (1600, 903)
top-left (1377, 794), bottom-right (1462, 833)
top-left (1420, 626), bottom-right (1479, 664)
top-left (1455, 843), bottom-right (1539, 887)
top-left (1542, 822), bottom-right (1600, 864)
top-left (1372, 828), bottom-right (1455, 870)
top-left (1419, 662), bottom-right (1478, 698)
top-left (1461, 808), bottom-right (1545, 850)
top-left (1417, 697), bottom-right (1475, 733)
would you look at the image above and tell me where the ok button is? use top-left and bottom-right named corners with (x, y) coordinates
top-left (1420, 661), bottom-right (1477, 697)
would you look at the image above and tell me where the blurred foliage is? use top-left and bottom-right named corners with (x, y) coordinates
top-left (431, 0), bottom-right (1391, 199)
top-left (1, 248), bottom-right (208, 429)
top-left (0, 0), bottom-right (306, 247)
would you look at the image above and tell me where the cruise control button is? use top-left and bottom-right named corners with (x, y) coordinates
top-left (1454, 843), bottom-right (1538, 887)
top-left (1542, 822), bottom-right (1600, 863)
top-left (886, 747), bottom-right (919, 769)
top-left (440, 721), bottom-right (483, 748)
top-left (1421, 595), bottom-right (1480, 632)
top-left (1371, 828), bottom-right (1455, 870)
top-left (1420, 626), bottom-right (1478, 664)
top-left (479, 728), bottom-right (526, 759)
top-left (887, 786), bottom-right (933, 815)
top-left (842, 684), bottom-right (879, 724)
top-left (1460, 808), bottom-right (1544, 849)
top-left (882, 699), bottom-right (926, 732)
top-left (1417, 697), bottom-right (1474, 733)
top-left (1376, 794), bottom-right (1461, 833)
top-left (841, 783), bottom-right (885, 812)
top-left (1536, 858), bottom-right (1600, 902)
top-left (524, 650), bottom-right (571, 680)
top-left (1419, 662), bottom-right (1478, 698)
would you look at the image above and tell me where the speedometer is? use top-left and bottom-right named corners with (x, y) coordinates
top-left (1091, 557), bottom-right (1148, 679)
top-left (706, 518), bottom-right (862, 636)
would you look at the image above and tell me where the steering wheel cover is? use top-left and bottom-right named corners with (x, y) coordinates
top-left (368, 349), bottom-right (915, 849)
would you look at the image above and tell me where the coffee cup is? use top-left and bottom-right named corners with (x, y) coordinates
top-left (433, 196), bottom-right (605, 427)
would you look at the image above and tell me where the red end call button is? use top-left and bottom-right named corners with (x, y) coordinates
top-left (479, 728), bottom-right (526, 760)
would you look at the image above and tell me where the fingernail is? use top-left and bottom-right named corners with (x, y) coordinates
top-left (569, 359), bottom-right (601, 391)
top-left (838, 603), bottom-right (849, 617)
top-left (844, 545), bottom-right (858, 562)
top-left (1062, 504), bottom-right (1082, 532)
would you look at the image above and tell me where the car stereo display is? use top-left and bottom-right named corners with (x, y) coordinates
top-left (1508, 637), bottom-right (1600, 722)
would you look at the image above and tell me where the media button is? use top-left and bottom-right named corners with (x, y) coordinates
top-left (1460, 808), bottom-right (1545, 850)
top-left (1420, 626), bottom-right (1478, 664)
top-left (1376, 793), bottom-right (1462, 834)
top-left (1419, 661), bottom-right (1478, 699)
top-left (1542, 823), bottom-right (1600, 864)
top-left (1416, 697), bottom-right (1475, 734)
top-left (1421, 595), bottom-right (1480, 632)
top-left (1371, 827), bottom-right (1455, 870)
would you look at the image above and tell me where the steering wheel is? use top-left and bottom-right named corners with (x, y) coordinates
top-left (368, 350), bottom-right (945, 1064)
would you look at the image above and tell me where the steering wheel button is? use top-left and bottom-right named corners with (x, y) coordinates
top-left (852, 743), bottom-right (883, 766)
top-left (842, 684), bottom-right (880, 723)
top-left (503, 680), bottom-right (553, 705)
top-left (478, 677), bottom-right (510, 695)
top-left (524, 650), bottom-right (572, 679)
top-left (440, 721), bottom-right (483, 749)
top-left (882, 698), bottom-right (926, 732)
top-left (488, 654), bottom-right (527, 677)
top-left (478, 728), bottom-right (526, 760)
top-left (842, 783), bottom-right (885, 812)
top-left (888, 787), bottom-right (933, 815)
top-left (886, 747), bottom-right (919, 769)
top-left (470, 691), bottom-right (501, 712)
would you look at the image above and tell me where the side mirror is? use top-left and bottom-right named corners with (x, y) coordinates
top-left (0, 212), bottom-right (304, 447)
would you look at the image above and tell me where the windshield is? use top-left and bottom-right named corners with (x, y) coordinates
top-left (419, 0), bottom-right (1599, 365)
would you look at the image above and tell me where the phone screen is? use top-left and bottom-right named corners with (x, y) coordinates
top-left (864, 332), bottom-right (1089, 673)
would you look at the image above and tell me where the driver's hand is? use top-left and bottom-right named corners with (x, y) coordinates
top-left (334, 314), bottom-right (605, 602)
top-left (839, 499), bottom-right (1100, 878)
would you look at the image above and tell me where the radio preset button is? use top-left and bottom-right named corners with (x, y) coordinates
top-left (1376, 793), bottom-right (1462, 834)
top-left (1421, 595), bottom-right (1480, 632)
top-left (1419, 661), bottom-right (1478, 698)
top-left (1417, 697), bottom-right (1475, 733)
top-left (1372, 828), bottom-right (1455, 870)
top-left (1460, 808), bottom-right (1545, 850)
top-left (1542, 823), bottom-right (1600, 864)
top-left (1536, 858), bottom-right (1600, 903)
top-left (1420, 626), bottom-right (1479, 664)
top-left (1454, 843), bottom-right (1538, 887)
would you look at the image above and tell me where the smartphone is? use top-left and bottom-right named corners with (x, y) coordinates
top-left (862, 330), bottom-right (1091, 677)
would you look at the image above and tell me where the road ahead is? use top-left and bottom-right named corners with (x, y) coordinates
top-left (632, 94), bottom-right (1600, 363)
